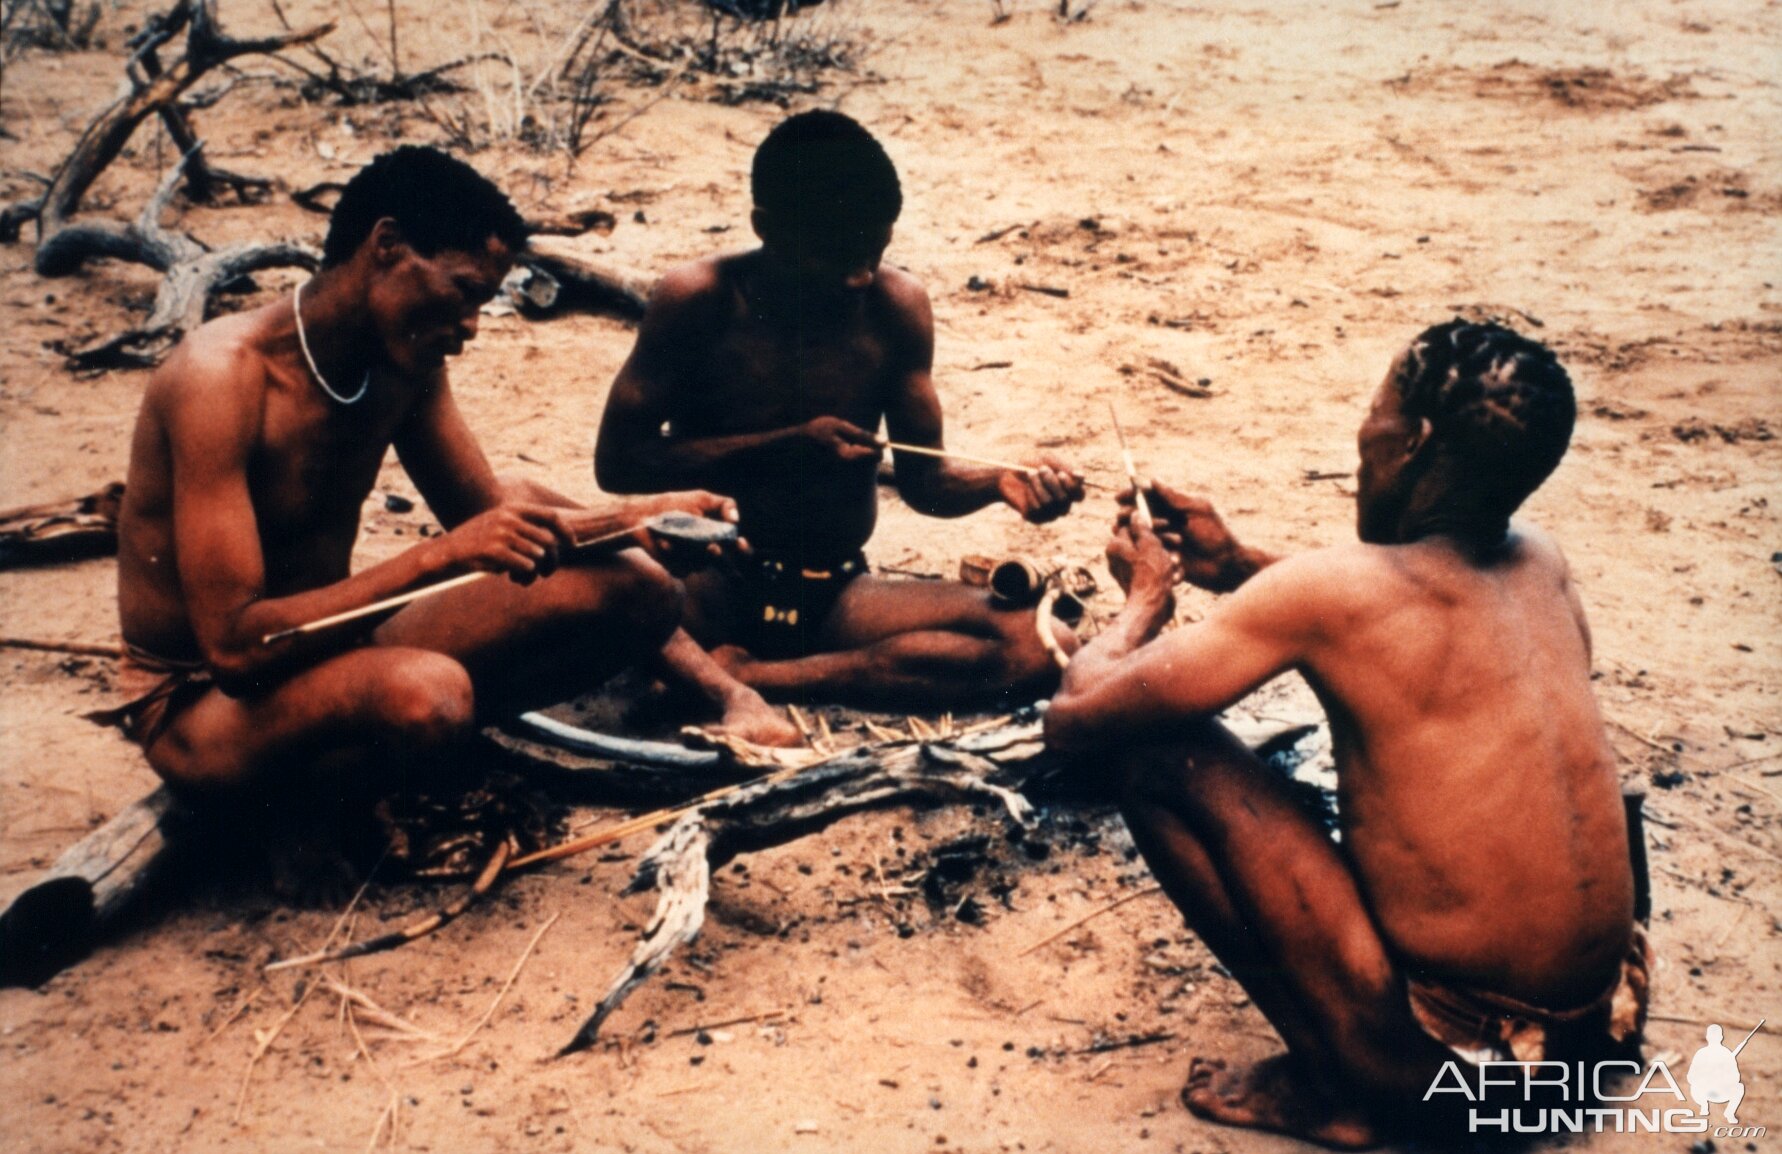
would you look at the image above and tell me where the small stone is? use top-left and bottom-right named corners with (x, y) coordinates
top-left (794, 1120), bottom-right (820, 1135)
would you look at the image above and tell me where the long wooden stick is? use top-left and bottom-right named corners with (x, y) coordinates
top-left (1108, 402), bottom-right (1152, 529)
top-left (880, 440), bottom-right (1034, 474)
top-left (1018, 884), bottom-right (1163, 957)
top-left (261, 525), bottom-right (640, 644)
top-left (0, 636), bottom-right (119, 658)
top-left (263, 571), bottom-right (490, 644)
top-left (262, 838), bottom-right (513, 971)
top-left (1732, 1018), bottom-right (1766, 1057)
top-left (881, 441), bottom-right (1106, 491)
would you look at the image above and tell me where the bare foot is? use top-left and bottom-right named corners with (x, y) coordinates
top-left (1182, 1054), bottom-right (1380, 1151)
top-left (712, 687), bottom-right (804, 748)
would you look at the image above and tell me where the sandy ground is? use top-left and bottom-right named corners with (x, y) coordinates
top-left (1, 1), bottom-right (1778, 1151)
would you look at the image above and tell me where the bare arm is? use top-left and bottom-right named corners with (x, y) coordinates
top-left (593, 263), bottom-right (880, 495)
top-left (1044, 522), bottom-right (1323, 752)
top-left (166, 356), bottom-right (488, 690)
top-left (881, 275), bottom-right (1082, 522)
top-left (166, 355), bottom-right (601, 692)
top-left (397, 369), bottom-right (741, 571)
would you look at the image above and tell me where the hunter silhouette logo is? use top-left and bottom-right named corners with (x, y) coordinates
top-left (1689, 1019), bottom-right (1762, 1124)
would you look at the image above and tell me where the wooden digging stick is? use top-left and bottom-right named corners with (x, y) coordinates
top-left (260, 514), bottom-right (735, 644)
top-left (1108, 401), bottom-right (1152, 529)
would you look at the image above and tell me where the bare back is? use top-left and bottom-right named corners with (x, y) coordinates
top-left (1054, 524), bottom-right (1633, 1005)
top-left (1297, 529), bottom-right (1632, 1001)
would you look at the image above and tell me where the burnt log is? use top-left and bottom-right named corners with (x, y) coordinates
top-left (508, 236), bottom-right (651, 320)
top-left (0, 787), bottom-right (186, 988)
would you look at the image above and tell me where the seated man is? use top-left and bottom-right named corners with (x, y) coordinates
top-left (1045, 322), bottom-right (1647, 1148)
top-left (102, 146), bottom-right (791, 863)
top-left (596, 111), bottom-right (1084, 709)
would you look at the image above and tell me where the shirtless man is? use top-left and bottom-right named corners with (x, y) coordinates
top-left (595, 111), bottom-right (1084, 709)
top-left (1045, 322), bottom-right (1648, 1147)
top-left (104, 146), bottom-right (790, 851)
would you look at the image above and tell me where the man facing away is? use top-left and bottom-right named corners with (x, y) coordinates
top-left (103, 146), bottom-right (793, 874)
top-left (1046, 322), bottom-right (1649, 1148)
top-left (595, 111), bottom-right (1085, 709)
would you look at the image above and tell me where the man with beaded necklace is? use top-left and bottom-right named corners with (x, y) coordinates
top-left (102, 147), bottom-right (796, 885)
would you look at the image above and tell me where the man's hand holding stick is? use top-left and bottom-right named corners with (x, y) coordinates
top-left (262, 505), bottom-right (740, 645)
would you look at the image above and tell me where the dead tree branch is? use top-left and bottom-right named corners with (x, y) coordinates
top-left (43, 150), bottom-right (320, 368)
top-left (24, 0), bottom-right (333, 242)
top-left (1, 0), bottom-right (332, 366)
top-left (507, 236), bottom-right (650, 321)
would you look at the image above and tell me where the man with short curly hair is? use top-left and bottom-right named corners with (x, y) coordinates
top-left (1047, 322), bottom-right (1649, 1148)
top-left (104, 147), bottom-right (790, 887)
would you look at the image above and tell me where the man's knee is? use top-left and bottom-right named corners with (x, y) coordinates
top-left (370, 652), bottom-right (475, 746)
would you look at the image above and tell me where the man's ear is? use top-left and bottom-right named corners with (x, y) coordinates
top-left (750, 207), bottom-right (771, 244)
top-left (368, 217), bottom-right (409, 267)
top-left (1405, 416), bottom-right (1434, 462)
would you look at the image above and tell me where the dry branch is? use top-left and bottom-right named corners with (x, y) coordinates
top-left (27, 0), bottom-right (332, 241)
top-left (44, 148), bottom-right (319, 368)
top-left (508, 236), bottom-right (651, 320)
top-left (556, 722), bottom-right (1049, 1054)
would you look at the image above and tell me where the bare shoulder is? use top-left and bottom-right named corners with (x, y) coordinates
top-left (148, 311), bottom-right (270, 442)
top-left (650, 253), bottom-right (736, 316)
top-left (875, 263), bottom-right (932, 324)
top-left (1506, 519), bottom-right (1568, 569)
top-left (1502, 520), bottom-right (1582, 603)
top-left (1260, 542), bottom-right (1404, 599)
top-left (1230, 543), bottom-right (1410, 632)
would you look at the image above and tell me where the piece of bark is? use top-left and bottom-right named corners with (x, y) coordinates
top-left (0, 481), bottom-right (124, 568)
top-left (0, 787), bottom-right (184, 988)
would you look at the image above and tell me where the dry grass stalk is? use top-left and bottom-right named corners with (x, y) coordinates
top-left (320, 978), bottom-right (442, 1041)
top-left (1017, 885), bottom-right (1163, 958)
top-left (409, 911), bottom-right (560, 1064)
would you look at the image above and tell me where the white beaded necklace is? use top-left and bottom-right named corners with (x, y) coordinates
top-left (293, 281), bottom-right (371, 405)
